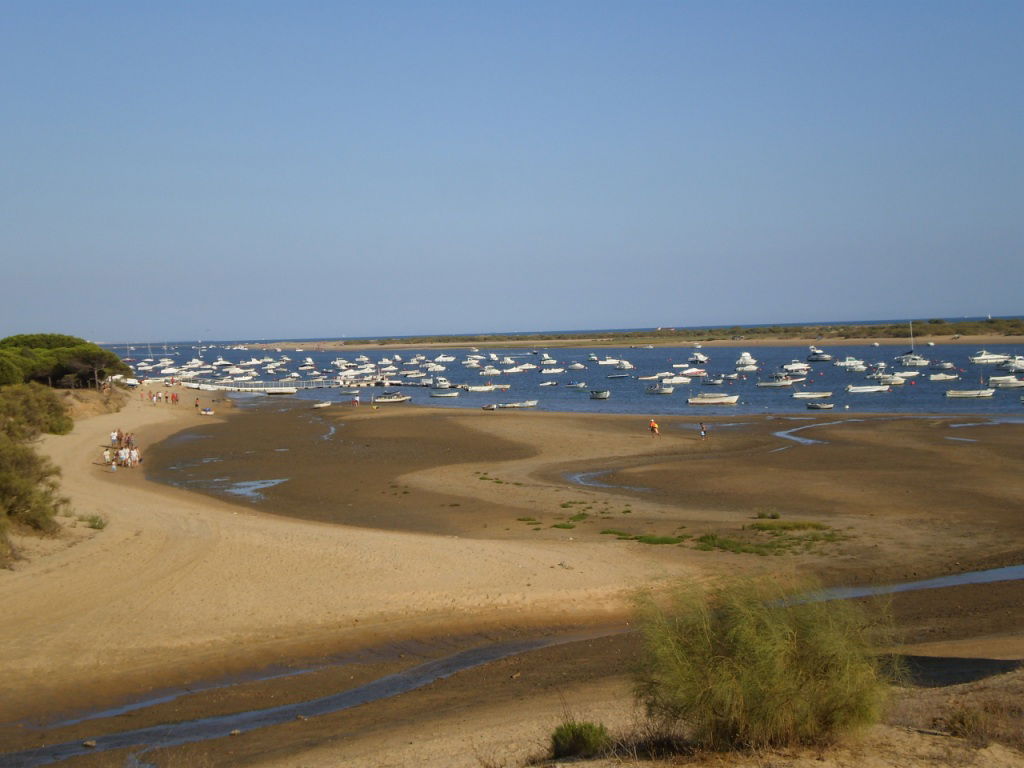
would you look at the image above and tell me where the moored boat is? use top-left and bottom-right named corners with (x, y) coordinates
top-left (792, 391), bottom-right (833, 399)
top-left (687, 392), bottom-right (739, 405)
top-left (807, 402), bottom-right (835, 410)
top-left (945, 388), bottom-right (995, 398)
top-left (589, 390), bottom-right (611, 400)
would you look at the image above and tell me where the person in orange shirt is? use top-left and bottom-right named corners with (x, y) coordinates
top-left (649, 418), bottom-right (660, 436)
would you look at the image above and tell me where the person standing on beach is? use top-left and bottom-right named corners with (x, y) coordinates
top-left (699, 422), bottom-right (707, 440)
top-left (649, 418), bottom-right (660, 436)
top-left (195, 397), bottom-right (200, 409)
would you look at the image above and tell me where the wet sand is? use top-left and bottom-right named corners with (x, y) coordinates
top-left (1, 388), bottom-right (1022, 766)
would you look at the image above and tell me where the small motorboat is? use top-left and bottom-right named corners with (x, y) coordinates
top-left (807, 402), bottom-right (835, 410)
top-left (312, 401), bottom-right (332, 408)
top-left (372, 392), bottom-right (412, 404)
top-left (589, 390), bottom-right (611, 400)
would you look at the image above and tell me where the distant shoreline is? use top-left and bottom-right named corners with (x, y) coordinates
top-left (247, 333), bottom-right (1024, 352)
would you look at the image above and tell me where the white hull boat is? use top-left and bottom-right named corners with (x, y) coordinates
top-left (688, 393), bottom-right (739, 405)
top-left (792, 391), bottom-right (832, 399)
top-left (945, 389), bottom-right (995, 398)
top-left (846, 384), bottom-right (891, 393)
top-left (589, 390), bottom-right (611, 400)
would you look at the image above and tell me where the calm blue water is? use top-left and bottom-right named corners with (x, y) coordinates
top-left (122, 343), bottom-right (1024, 417)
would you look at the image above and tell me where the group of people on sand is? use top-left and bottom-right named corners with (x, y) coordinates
top-left (104, 428), bottom-right (142, 471)
top-left (141, 389), bottom-right (180, 405)
top-left (648, 419), bottom-right (708, 439)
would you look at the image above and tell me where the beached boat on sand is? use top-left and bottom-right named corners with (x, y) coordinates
top-left (372, 392), bottom-right (412, 404)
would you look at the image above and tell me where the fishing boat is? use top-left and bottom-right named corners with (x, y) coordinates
top-left (806, 402), bottom-right (835, 410)
top-left (645, 383), bottom-right (674, 395)
top-left (429, 389), bottom-right (460, 397)
top-left (589, 390), bottom-right (611, 400)
top-left (928, 373), bottom-right (959, 382)
top-left (497, 400), bottom-right (539, 408)
top-left (945, 388), bottom-right (995, 398)
top-left (792, 391), bottom-right (833, 399)
top-left (687, 392), bottom-right (739, 405)
top-left (756, 373), bottom-right (804, 388)
top-left (311, 401), bottom-right (332, 408)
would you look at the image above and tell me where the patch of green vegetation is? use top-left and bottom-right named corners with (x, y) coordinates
top-left (550, 719), bottom-right (611, 759)
top-left (568, 512), bottom-right (589, 522)
top-left (600, 529), bottom-right (633, 537)
top-left (516, 516), bottom-right (538, 523)
top-left (635, 535), bottom-right (684, 545)
top-left (552, 522), bottom-right (576, 530)
top-left (749, 521), bottom-right (827, 532)
top-left (634, 576), bottom-right (895, 749)
top-left (755, 509), bottom-right (781, 519)
top-left (78, 514), bottom-right (107, 530)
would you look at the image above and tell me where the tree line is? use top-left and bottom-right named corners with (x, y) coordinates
top-left (0, 333), bottom-right (131, 388)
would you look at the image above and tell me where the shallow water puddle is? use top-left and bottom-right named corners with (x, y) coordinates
top-left (772, 419), bottom-right (863, 446)
top-left (564, 470), bottom-right (650, 492)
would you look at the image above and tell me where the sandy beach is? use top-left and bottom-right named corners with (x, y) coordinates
top-left (1, 385), bottom-right (1022, 766)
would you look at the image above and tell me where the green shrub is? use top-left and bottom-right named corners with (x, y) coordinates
top-left (550, 718), bottom-right (611, 758)
top-left (635, 535), bottom-right (684, 545)
top-left (750, 521), bottom-right (827, 532)
top-left (551, 522), bottom-right (575, 529)
top-left (634, 577), bottom-right (893, 749)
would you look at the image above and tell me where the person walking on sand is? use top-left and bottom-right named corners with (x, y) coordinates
top-left (649, 418), bottom-right (660, 436)
top-left (699, 422), bottom-right (707, 440)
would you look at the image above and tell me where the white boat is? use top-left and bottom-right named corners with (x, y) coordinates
top-left (615, 360), bottom-right (635, 370)
top-left (430, 389), bottom-right (460, 397)
top-left (807, 402), bottom-right (834, 410)
top-left (568, 362), bottom-right (586, 370)
top-left (735, 351), bottom-right (757, 367)
top-left (538, 381), bottom-right (559, 387)
top-left (791, 391), bottom-right (832, 399)
top-left (994, 379), bottom-right (1024, 389)
top-left (464, 384), bottom-right (496, 392)
top-left (264, 387), bottom-right (299, 395)
top-left (928, 373), bottom-right (959, 382)
top-left (806, 346), bottom-right (832, 362)
top-left (645, 383), bottom-right (674, 395)
top-left (372, 392), bottom-right (412, 404)
top-left (895, 352), bottom-right (930, 367)
top-left (781, 360), bottom-right (812, 374)
top-left (877, 375), bottom-right (906, 386)
top-left (846, 384), bottom-right (890, 393)
top-left (688, 392), bottom-right (739, 405)
top-left (834, 356), bottom-right (866, 369)
top-left (497, 399), bottom-right (538, 408)
top-left (688, 351), bottom-right (709, 364)
top-left (945, 388), bottom-right (995, 398)
top-left (969, 350), bottom-right (1010, 365)
top-left (567, 381), bottom-right (588, 389)
top-left (589, 390), bottom-right (611, 399)
top-left (312, 401), bottom-right (332, 408)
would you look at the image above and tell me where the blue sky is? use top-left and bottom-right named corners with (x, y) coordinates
top-left (2, 1), bottom-right (1021, 342)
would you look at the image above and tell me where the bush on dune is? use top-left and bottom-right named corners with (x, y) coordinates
top-left (634, 576), bottom-right (894, 750)
top-left (0, 383), bottom-right (73, 564)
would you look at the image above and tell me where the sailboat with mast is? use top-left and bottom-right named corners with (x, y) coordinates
top-left (894, 320), bottom-right (929, 367)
